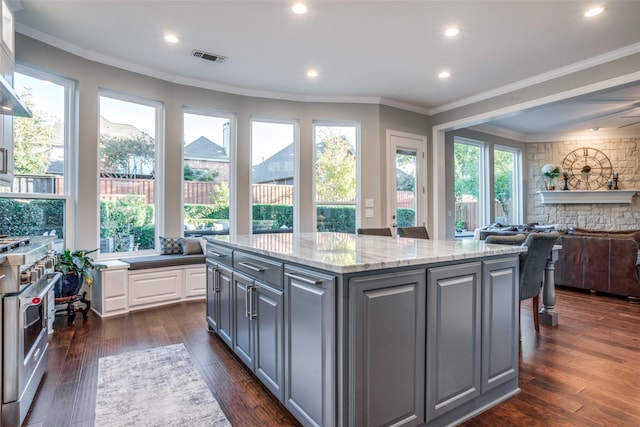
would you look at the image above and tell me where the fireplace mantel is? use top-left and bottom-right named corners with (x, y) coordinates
top-left (537, 190), bottom-right (638, 204)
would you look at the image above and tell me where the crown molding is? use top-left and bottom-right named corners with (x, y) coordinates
top-left (429, 42), bottom-right (640, 115)
top-left (470, 122), bottom-right (640, 143)
top-left (15, 24), bottom-right (424, 111)
top-left (467, 124), bottom-right (526, 142)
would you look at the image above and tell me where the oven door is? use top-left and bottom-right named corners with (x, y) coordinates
top-left (3, 273), bottom-right (58, 416)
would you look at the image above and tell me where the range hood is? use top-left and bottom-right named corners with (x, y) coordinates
top-left (0, 74), bottom-right (31, 117)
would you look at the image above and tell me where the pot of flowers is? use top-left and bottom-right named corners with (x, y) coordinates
top-left (54, 248), bottom-right (105, 298)
top-left (541, 164), bottom-right (561, 190)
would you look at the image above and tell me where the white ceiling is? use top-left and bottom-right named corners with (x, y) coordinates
top-left (11, 0), bottom-right (640, 137)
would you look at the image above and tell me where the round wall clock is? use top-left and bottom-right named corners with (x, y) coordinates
top-left (561, 147), bottom-right (613, 190)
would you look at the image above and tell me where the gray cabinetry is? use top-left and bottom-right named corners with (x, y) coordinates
top-left (350, 269), bottom-right (426, 427)
top-left (206, 243), bottom-right (234, 348)
top-left (232, 255), bottom-right (285, 401)
top-left (426, 262), bottom-right (482, 423)
top-left (482, 257), bottom-right (519, 392)
top-left (284, 265), bottom-right (335, 427)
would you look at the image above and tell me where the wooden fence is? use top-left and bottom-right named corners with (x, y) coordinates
top-left (15, 176), bottom-right (511, 230)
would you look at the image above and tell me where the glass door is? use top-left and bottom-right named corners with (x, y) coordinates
top-left (387, 131), bottom-right (426, 235)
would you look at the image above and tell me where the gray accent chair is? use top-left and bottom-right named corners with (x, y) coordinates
top-left (486, 231), bottom-right (560, 334)
top-left (397, 226), bottom-right (430, 239)
top-left (356, 227), bottom-right (393, 237)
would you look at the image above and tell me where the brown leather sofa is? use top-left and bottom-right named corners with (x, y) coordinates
top-left (554, 227), bottom-right (640, 302)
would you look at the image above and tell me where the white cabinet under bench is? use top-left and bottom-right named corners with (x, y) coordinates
top-left (92, 257), bottom-right (206, 317)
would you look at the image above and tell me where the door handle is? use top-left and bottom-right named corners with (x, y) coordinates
top-left (244, 285), bottom-right (250, 318)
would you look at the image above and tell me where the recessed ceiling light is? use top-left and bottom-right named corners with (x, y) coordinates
top-left (438, 71), bottom-right (451, 79)
top-left (164, 34), bottom-right (179, 43)
top-left (444, 27), bottom-right (460, 37)
top-left (585, 6), bottom-right (605, 17)
top-left (590, 127), bottom-right (600, 131)
top-left (292, 3), bottom-right (307, 14)
top-left (307, 70), bottom-right (318, 78)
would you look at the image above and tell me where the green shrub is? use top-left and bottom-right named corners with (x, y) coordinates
top-left (0, 198), bottom-right (64, 236)
top-left (252, 204), bottom-right (293, 229)
top-left (397, 208), bottom-right (415, 228)
top-left (316, 205), bottom-right (356, 233)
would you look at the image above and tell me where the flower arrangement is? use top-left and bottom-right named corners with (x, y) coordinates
top-left (541, 164), bottom-right (561, 189)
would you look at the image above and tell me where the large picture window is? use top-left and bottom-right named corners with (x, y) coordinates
top-left (98, 92), bottom-right (162, 255)
top-left (0, 66), bottom-right (74, 250)
top-left (251, 119), bottom-right (297, 234)
top-left (183, 108), bottom-right (233, 236)
top-left (314, 122), bottom-right (358, 233)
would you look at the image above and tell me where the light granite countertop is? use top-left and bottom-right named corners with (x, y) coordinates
top-left (207, 232), bottom-right (526, 274)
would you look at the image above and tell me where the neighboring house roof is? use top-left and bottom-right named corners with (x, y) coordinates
top-left (100, 116), bottom-right (149, 139)
top-left (47, 160), bottom-right (64, 175)
top-left (252, 143), bottom-right (293, 183)
top-left (184, 136), bottom-right (228, 161)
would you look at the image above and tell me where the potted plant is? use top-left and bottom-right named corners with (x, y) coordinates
top-left (541, 164), bottom-right (561, 190)
top-left (54, 248), bottom-right (106, 298)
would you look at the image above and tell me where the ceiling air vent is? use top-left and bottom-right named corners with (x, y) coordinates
top-left (192, 49), bottom-right (227, 63)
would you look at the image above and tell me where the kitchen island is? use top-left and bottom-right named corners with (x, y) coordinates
top-left (205, 232), bottom-right (526, 427)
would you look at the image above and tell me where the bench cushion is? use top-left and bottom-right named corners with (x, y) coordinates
top-left (121, 254), bottom-right (206, 270)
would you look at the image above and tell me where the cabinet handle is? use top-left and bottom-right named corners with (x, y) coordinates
top-left (245, 285), bottom-right (250, 318)
top-left (285, 272), bottom-right (322, 286)
top-left (238, 262), bottom-right (266, 273)
top-left (250, 286), bottom-right (257, 320)
top-left (0, 148), bottom-right (6, 174)
top-left (207, 250), bottom-right (227, 258)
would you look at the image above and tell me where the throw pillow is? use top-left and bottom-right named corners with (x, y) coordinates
top-left (181, 238), bottom-right (203, 255)
top-left (159, 236), bottom-right (183, 255)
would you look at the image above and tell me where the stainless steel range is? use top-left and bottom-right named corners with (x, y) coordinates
top-left (0, 236), bottom-right (59, 427)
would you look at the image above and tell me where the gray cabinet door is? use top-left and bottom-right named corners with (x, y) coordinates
top-left (217, 264), bottom-right (234, 348)
top-left (482, 257), bottom-right (519, 392)
top-left (350, 269), bottom-right (426, 427)
top-left (233, 271), bottom-right (254, 368)
top-left (206, 261), bottom-right (218, 332)
top-left (426, 262), bottom-right (481, 423)
top-left (254, 281), bottom-right (284, 401)
top-left (284, 266), bottom-right (335, 427)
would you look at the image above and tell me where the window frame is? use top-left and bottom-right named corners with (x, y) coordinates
top-left (0, 64), bottom-right (77, 247)
top-left (181, 106), bottom-right (236, 237)
top-left (97, 88), bottom-right (164, 258)
top-left (249, 116), bottom-right (299, 234)
top-left (312, 120), bottom-right (361, 232)
top-left (493, 144), bottom-right (522, 225)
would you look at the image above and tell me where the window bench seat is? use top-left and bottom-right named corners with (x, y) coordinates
top-left (91, 254), bottom-right (206, 317)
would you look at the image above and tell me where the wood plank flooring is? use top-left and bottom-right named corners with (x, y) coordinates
top-left (25, 287), bottom-right (640, 426)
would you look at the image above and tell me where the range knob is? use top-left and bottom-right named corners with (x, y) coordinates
top-left (30, 269), bottom-right (40, 283)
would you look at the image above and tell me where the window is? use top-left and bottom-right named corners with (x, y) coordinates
top-left (454, 137), bottom-right (522, 236)
top-left (314, 123), bottom-right (358, 233)
top-left (251, 119), bottom-right (297, 234)
top-left (494, 146), bottom-right (520, 225)
top-left (99, 91), bottom-right (162, 255)
top-left (0, 66), bottom-right (74, 250)
top-left (454, 138), bottom-right (486, 236)
top-left (183, 108), bottom-right (233, 236)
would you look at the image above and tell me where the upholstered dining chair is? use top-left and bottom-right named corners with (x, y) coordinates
top-left (486, 231), bottom-right (560, 334)
top-left (397, 226), bottom-right (430, 239)
top-left (356, 227), bottom-right (393, 237)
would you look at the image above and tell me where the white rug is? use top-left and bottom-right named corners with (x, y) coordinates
top-left (95, 343), bottom-right (231, 426)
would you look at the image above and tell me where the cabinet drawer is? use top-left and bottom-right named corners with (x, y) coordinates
top-left (206, 242), bottom-right (233, 267)
top-left (234, 251), bottom-right (283, 288)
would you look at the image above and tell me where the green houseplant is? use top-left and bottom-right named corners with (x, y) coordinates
top-left (54, 248), bottom-right (106, 298)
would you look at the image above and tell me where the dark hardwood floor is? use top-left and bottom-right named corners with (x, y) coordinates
top-left (25, 287), bottom-right (640, 426)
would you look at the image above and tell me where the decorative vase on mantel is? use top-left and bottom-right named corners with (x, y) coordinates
top-left (545, 179), bottom-right (556, 191)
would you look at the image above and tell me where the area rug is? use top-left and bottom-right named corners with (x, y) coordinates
top-left (95, 343), bottom-right (231, 426)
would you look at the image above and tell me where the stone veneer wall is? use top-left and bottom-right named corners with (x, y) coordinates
top-left (526, 137), bottom-right (640, 230)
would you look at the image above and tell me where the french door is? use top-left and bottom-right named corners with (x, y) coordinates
top-left (386, 130), bottom-right (426, 236)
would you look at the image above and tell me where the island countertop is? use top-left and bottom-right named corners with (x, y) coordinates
top-left (207, 232), bottom-right (525, 274)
